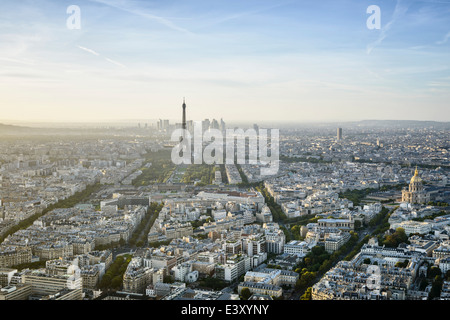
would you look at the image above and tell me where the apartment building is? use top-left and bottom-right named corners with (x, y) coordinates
top-left (0, 284), bottom-right (32, 300)
top-left (24, 270), bottom-right (82, 297)
top-left (238, 281), bottom-right (282, 298)
top-left (215, 254), bottom-right (251, 282)
top-left (0, 246), bottom-right (32, 268)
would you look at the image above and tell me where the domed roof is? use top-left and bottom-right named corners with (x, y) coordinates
top-left (410, 168), bottom-right (422, 184)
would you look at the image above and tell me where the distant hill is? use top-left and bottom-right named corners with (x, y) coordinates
top-left (0, 123), bottom-right (45, 135)
top-left (254, 119), bottom-right (450, 130)
top-left (355, 120), bottom-right (450, 128)
top-left (0, 122), bottom-right (28, 131)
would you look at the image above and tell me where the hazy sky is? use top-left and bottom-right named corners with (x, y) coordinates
top-left (0, 0), bottom-right (449, 124)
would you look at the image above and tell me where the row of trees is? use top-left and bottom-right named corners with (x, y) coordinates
top-left (218, 164), bottom-right (228, 184)
top-left (181, 164), bottom-right (216, 185)
top-left (280, 155), bottom-right (331, 164)
top-left (95, 239), bottom-right (125, 251)
top-left (98, 254), bottom-right (132, 290)
top-left (345, 206), bottom-right (391, 261)
top-left (132, 150), bottom-right (175, 186)
top-left (369, 206), bottom-right (391, 227)
top-left (288, 216), bottom-right (320, 241)
top-left (255, 183), bottom-right (287, 222)
top-left (198, 277), bottom-right (228, 291)
top-left (344, 235), bottom-right (371, 261)
top-left (339, 184), bottom-right (407, 207)
top-left (294, 206), bottom-right (403, 299)
top-left (352, 158), bottom-right (449, 171)
top-left (293, 246), bottom-right (329, 295)
top-left (129, 202), bottom-right (164, 247)
top-left (426, 201), bottom-right (448, 207)
top-left (413, 210), bottom-right (448, 222)
top-left (418, 264), bottom-right (450, 300)
top-left (234, 164), bottom-right (262, 188)
top-left (11, 260), bottom-right (47, 271)
top-left (235, 164), bottom-right (249, 184)
top-left (338, 188), bottom-right (378, 207)
top-left (47, 183), bottom-right (102, 209)
top-left (294, 231), bottom-right (361, 299)
top-left (0, 183), bottom-right (102, 244)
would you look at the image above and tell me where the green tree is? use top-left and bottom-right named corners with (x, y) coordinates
top-left (395, 260), bottom-right (409, 268)
top-left (428, 275), bottom-right (443, 300)
top-left (97, 254), bottom-right (132, 290)
top-left (445, 270), bottom-right (450, 281)
top-left (311, 246), bottom-right (326, 256)
top-left (382, 228), bottom-right (408, 248)
top-left (111, 275), bottom-right (123, 289)
top-left (198, 277), bottom-right (228, 291)
top-left (240, 287), bottom-right (252, 300)
top-left (296, 271), bottom-right (316, 291)
top-left (164, 275), bottom-right (175, 284)
top-left (300, 287), bottom-right (312, 300)
top-left (136, 240), bottom-right (144, 247)
top-left (419, 278), bottom-right (428, 291)
top-left (428, 266), bottom-right (442, 279)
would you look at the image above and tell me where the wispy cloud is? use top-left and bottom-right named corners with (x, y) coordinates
top-left (367, 0), bottom-right (409, 54)
top-left (416, 0), bottom-right (450, 3)
top-left (436, 31), bottom-right (450, 44)
top-left (77, 45), bottom-right (126, 68)
top-left (428, 81), bottom-right (450, 87)
top-left (193, 1), bottom-right (294, 30)
top-left (88, 0), bottom-right (193, 35)
top-left (0, 57), bottom-right (36, 66)
top-left (105, 58), bottom-right (126, 68)
top-left (77, 46), bottom-right (100, 56)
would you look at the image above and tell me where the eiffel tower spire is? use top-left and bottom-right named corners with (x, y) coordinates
top-left (182, 98), bottom-right (186, 130)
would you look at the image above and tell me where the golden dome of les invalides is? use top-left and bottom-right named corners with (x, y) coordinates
top-left (410, 167), bottom-right (423, 184)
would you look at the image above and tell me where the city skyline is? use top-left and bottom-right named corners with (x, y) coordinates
top-left (1, 0), bottom-right (450, 123)
top-left (0, 121), bottom-right (448, 302)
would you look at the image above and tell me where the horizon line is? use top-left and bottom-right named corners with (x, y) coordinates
top-left (1, 118), bottom-right (449, 127)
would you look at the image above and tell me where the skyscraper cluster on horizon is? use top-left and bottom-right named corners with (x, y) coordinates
top-left (156, 99), bottom-right (226, 134)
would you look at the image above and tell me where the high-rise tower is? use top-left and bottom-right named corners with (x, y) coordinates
top-left (182, 98), bottom-right (186, 130)
top-left (337, 127), bottom-right (342, 141)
